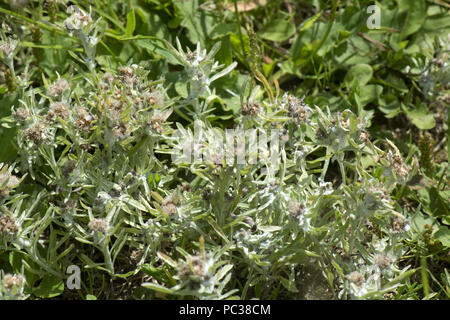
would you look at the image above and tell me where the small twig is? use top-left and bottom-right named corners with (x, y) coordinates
top-left (357, 32), bottom-right (387, 51)
top-left (433, 136), bottom-right (447, 153)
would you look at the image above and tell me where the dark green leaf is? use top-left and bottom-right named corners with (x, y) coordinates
top-left (33, 275), bottom-right (64, 298)
top-left (258, 19), bottom-right (295, 42)
top-left (126, 10), bottom-right (136, 37)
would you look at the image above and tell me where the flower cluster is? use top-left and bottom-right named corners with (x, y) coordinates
top-left (0, 273), bottom-right (27, 300)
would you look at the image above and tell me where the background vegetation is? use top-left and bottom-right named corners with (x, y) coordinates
top-left (0, 0), bottom-right (449, 300)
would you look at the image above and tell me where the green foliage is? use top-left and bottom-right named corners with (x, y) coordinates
top-left (0, 0), bottom-right (448, 300)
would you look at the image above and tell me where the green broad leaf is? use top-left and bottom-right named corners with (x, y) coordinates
top-left (358, 85), bottom-right (383, 107)
top-left (33, 275), bottom-right (64, 298)
top-left (258, 19), bottom-right (296, 42)
top-left (428, 188), bottom-right (450, 218)
top-left (279, 277), bottom-right (299, 293)
top-left (384, 74), bottom-right (408, 93)
top-left (397, 0), bottom-right (427, 38)
top-left (262, 59), bottom-right (276, 78)
top-left (125, 10), bottom-right (136, 37)
top-left (142, 282), bottom-right (174, 295)
top-left (210, 23), bottom-right (241, 39)
top-left (175, 0), bottom-right (214, 46)
top-left (379, 103), bottom-right (402, 118)
top-left (406, 105), bottom-right (436, 130)
top-left (298, 13), bottom-right (321, 32)
top-left (442, 216), bottom-right (450, 225)
top-left (135, 8), bottom-right (171, 40)
top-left (230, 33), bottom-right (250, 59)
top-left (86, 294), bottom-right (97, 300)
top-left (168, 15), bottom-right (183, 29)
top-left (434, 226), bottom-right (450, 247)
top-left (344, 64), bottom-right (373, 87)
top-left (214, 36), bottom-right (232, 66)
top-left (410, 213), bottom-right (437, 234)
top-left (423, 14), bottom-right (450, 32)
top-left (8, 251), bottom-right (38, 287)
top-left (175, 81), bottom-right (188, 99)
top-left (135, 40), bottom-right (180, 65)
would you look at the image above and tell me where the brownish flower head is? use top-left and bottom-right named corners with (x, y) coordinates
top-left (243, 216), bottom-right (255, 227)
top-left (161, 194), bottom-right (179, 216)
top-left (89, 218), bottom-right (109, 233)
top-left (12, 108), bottom-right (29, 122)
top-left (288, 201), bottom-right (305, 218)
top-left (242, 101), bottom-right (261, 116)
top-left (103, 72), bottom-right (114, 84)
top-left (0, 173), bottom-right (20, 197)
top-left (130, 249), bottom-right (144, 262)
top-left (0, 41), bottom-right (15, 58)
top-left (75, 107), bottom-right (95, 132)
top-left (64, 5), bottom-right (92, 31)
top-left (178, 184), bottom-right (192, 193)
top-left (109, 98), bottom-right (123, 111)
top-left (178, 255), bottom-right (209, 280)
top-left (287, 95), bottom-right (308, 123)
top-left (47, 78), bottom-right (70, 96)
top-left (148, 115), bottom-right (165, 134)
top-left (113, 122), bottom-right (130, 139)
top-left (391, 154), bottom-right (408, 179)
top-left (190, 256), bottom-right (209, 278)
top-left (374, 253), bottom-right (393, 270)
top-left (346, 271), bottom-right (364, 287)
top-left (359, 130), bottom-right (370, 144)
top-left (118, 66), bottom-right (136, 85)
top-left (3, 274), bottom-right (24, 289)
top-left (186, 51), bottom-right (197, 62)
top-left (0, 215), bottom-right (19, 234)
top-left (0, 173), bottom-right (20, 188)
top-left (118, 66), bottom-right (134, 77)
top-left (144, 90), bottom-right (164, 106)
top-left (46, 102), bottom-right (70, 121)
top-left (25, 122), bottom-right (47, 145)
top-left (391, 217), bottom-right (409, 234)
top-left (338, 114), bottom-right (349, 129)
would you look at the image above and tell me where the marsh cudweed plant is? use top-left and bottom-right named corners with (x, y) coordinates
top-left (0, 7), bottom-right (418, 299)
